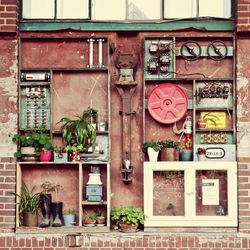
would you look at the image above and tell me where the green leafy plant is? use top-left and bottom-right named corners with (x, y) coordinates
top-left (65, 144), bottom-right (84, 153)
top-left (111, 206), bottom-right (146, 225)
top-left (12, 181), bottom-right (41, 223)
top-left (58, 107), bottom-right (97, 151)
top-left (10, 128), bottom-right (53, 157)
top-left (159, 139), bottom-right (178, 149)
top-left (143, 141), bottom-right (161, 152)
top-left (63, 208), bottom-right (75, 215)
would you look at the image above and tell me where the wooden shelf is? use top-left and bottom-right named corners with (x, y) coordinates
top-left (21, 67), bottom-right (108, 72)
top-left (52, 130), bottom-right (109, 135)
top-left (82, 201), bottom-right (107, 205)
top-left (195, 107), bottom-right (233, 111)
top-left (196, 129), bottom-right (234, 132)
top-left (20, 82), bottom-right (50, 86)
top-left (16, 225), bottom-right (109, 234)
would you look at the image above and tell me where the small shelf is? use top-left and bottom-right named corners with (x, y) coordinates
top-left (52, 130), bottom-right (109, 135)
top-left (20, 82), bottom-right (50, 86)
top-left (82, 201), bottom-right (107, 205)
top-left (196, 129), bottom-right (234, 132)
top-left (21, 67), bottom-right (108, 72)
top-left (195, 107), bottom-right (233, 111)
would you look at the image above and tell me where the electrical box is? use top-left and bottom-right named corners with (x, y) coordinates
top-left (144, 38), bottom-right (174, 79)
top-left (20, 71), bottom-right (51, 130)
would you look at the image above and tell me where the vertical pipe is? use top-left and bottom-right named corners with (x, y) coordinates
top-left (88, 38), bottom-right (95, 68)
top-left (98, 38), bottom-right (104, 67)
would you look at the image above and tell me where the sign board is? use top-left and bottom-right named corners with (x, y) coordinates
top-left (194, 144), bottom-right (236, 161)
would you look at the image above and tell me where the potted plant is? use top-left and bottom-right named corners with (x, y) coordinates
top-left (14, 181), bottom-right (41, 227)
top-left (65, 144), bottom-right (84, 162)
top-left (95, 209), bottom-right (106, 225)
top-left (143, 141), bottom-right (161, 161)
top-left (111, 206), bottom-right (146, 232)
top-left (83, 211), bottom-right (97, 226)
top-left (159, 139), bottom-right (179, 161)
top-left (58, 107), bottom-right (97, 152)
top-left (53, 146), bottom-right (68, 163)
top-left (179, 137), bottom-right (193, 161)
top-left (10, 130), bottom-right (40, 162)
top-left (10, 128), bottom-right (53, 162)
top-left (36, 131), bottom-right (53, 162)
top-left (196, 147), bottom-right (206, 161)
top-left (63, 208), bottom-right (76, 227)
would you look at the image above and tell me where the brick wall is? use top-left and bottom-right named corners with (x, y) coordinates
top-left (0, 233), bottom-right (249, 250)
top-left (237, 0), bottom-right (250, 32)
top-left (0, 0), bottom-right (18, 33)
top-left (0, 159), bottom-right (16, 232)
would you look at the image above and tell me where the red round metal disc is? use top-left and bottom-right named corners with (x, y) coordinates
top-left (148, 83), bottom-right (188, 124)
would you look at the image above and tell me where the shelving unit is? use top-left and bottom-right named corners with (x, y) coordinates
top-left (143, 35), bottom-right (237, 229)
top-left (15, 35), bottom-right (111, 233)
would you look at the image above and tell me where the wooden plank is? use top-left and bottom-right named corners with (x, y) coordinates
top-left (16, 226), bottom-right (110, 234)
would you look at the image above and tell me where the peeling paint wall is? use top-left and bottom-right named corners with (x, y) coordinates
top-left (0, 38), bottom-right (18, 157)
top-left (236, 38), bottom-right (250, 158)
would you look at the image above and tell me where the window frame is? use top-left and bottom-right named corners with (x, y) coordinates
top-left (20, 0), bottom-right (234, 22)
top-left (21, 0), bottom-right (91, 21)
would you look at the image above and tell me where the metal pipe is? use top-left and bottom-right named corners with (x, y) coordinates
top-left (98, 38), bottom-right (104, 67)
top-left (88, 38), bottom-right (95, 68)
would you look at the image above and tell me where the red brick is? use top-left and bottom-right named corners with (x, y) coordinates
top-left (238, 11), bottom-right (250, 17)
top-left (0, 12), bottom-right (17, 18)
top-left (1, 0), bottom-right (17, 4)
top-left (238, 4), bottom-right (250, 11)
top-left (239, 203), bottom-right (249, 209)
top-left (130, 240), bottom-right (136, 247)
top-left (5, 19), bottom-right (16, 24)
top-left (237, 18), bottom-right (249, 24)
top-left (5, 177), bottom-right (16, 182)
top-left (26, 238), bottom-right (32, 247)
top-left (19, 238), bottom-right (25, 247)
top-left (5, 164), bottom-right (16, 169)
top-left (0, 183), bottom-right (15, 189)
top-left (0, 237), bottom-right (5, 247)
top-left (0, 210), bottom-right (15, 216)
top-left (238, 177), bottom-right (249, 182)
top-left (239, 190), bottom-right (249, 196)
top-left (0, 170), bottom-right (15, 176)
top-left (6, 6), bottom-right (17, 11)
top-left (97, 240), bottom-right (103, 247)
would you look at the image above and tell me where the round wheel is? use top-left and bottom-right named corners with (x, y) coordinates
top-left (148, 83), bottom-right (188, 124)
top-left (180, 41), bottom-right (201, 61)
top-left (207, 40), bottom-right (228, 61)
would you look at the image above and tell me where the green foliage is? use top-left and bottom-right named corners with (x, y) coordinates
top-left (63, 208), bottom-right (75, 215)
top-left (111, 206), bottom-right (146, 225)
top-left (84, 211), bottom-right (97, 221)
top-left (143, 141), bottom-right (161, 152)
top-left (95, 209), bottom-right (104, 217)
top-left (15, 181), bottom-right (41, 215)
top-left (65, 144), bottom-right (84, 152)
top-left (58, 107), bottom-right (97, 150)
top-left (159, 139), bottom-right (178, 149)
top-left (10, 128), bottom-right (53, 157)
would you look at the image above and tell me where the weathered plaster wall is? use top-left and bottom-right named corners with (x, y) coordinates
top-left (0, 38), bottom-right (18, 157)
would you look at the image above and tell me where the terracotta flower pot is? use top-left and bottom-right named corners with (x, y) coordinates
top-left (96, 216), bottom-right (105, 224)
top-left (119, 221), bottom-right (138, 232)
top-left (40, 150), bottom-right (52, 162)
top-left (160, 148), bottom-right (179, 161)
top-left (22, 212), bottom-right (38, 227)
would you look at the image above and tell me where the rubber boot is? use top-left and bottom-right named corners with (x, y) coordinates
top-left (39, 194), bottom-right (52, 227)
top-left (52, 202), bottom-right (63, 227)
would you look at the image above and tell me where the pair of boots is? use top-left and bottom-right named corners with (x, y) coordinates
top-left (39, 194), bottom-right (63, 227)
